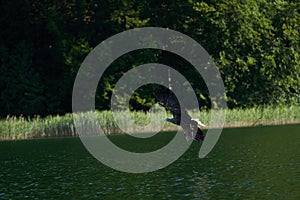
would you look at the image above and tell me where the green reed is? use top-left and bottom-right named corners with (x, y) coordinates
top-left (0, 105), bottom-right (299, 140)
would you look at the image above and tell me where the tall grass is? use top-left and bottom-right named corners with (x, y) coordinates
top-left (220, 105), bottom-right (299, 127)
top-left (0, 106), bottom-right (299, 140)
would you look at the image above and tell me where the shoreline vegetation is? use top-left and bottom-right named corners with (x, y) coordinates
top-left (0, 106), bottom-right (299, 140)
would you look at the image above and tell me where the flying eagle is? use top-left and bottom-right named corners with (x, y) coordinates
top-left (154, 90), bottom-right (205, 142)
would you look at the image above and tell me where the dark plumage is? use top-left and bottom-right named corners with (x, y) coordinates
top-left (153, 90), bottom-right (205, 142)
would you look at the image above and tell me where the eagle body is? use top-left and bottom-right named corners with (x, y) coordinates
top-left (154, 90), bottom-right (205, 142)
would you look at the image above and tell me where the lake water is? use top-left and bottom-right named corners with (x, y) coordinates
top-left (0, 124), bottom-right (299, 199)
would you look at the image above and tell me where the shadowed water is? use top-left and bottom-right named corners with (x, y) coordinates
top-left (0, 124), bottom-right (299, 199)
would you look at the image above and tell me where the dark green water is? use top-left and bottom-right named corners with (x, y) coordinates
top-left (0, 124), bottom-right (299, 199)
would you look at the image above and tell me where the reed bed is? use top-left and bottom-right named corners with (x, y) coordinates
top-left (0, 106), bottom-right (299, 140)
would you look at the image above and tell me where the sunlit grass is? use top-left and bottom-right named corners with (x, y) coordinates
top-left (0, 105), bottom-right (299, 140)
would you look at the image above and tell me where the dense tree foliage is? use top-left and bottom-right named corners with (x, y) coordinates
top-left (0, 0), bottom-right (299, 117)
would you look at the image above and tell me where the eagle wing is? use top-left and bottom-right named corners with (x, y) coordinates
top-left (153, 90), bottom-right (182, 125)
top-left (153, 90), bottom-right (180, 114)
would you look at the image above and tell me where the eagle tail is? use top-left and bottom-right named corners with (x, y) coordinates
top-left (193, 128), bottom-right (205, 142)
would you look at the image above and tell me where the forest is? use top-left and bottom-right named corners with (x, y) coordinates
top-left (0, 0), bottom-right (299, 118)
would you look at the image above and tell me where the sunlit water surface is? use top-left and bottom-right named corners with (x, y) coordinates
top-left (0, 124), bottom-right (299, 199)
